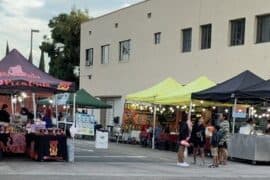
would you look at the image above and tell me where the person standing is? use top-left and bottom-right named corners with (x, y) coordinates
top-left (209, 125), bottom-right (221, 168)
top-left (218, 113), bottom-right (230, 165)
top-left (177, 117), bottom-right (190, 167)
top-left (190, 117), bottom-right (206, 165)
top-left (43, 108), bottom-right (53, 128)
top-left (0, 104), bottom-right (10, 123)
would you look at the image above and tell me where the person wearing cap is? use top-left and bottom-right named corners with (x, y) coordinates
top-left (0, 104), bottom-right (10, 123)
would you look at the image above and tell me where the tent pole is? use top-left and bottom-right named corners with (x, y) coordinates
top-left (55, 94), bottom-right (58, 128)
top-left (248, 106), bottom-right (252, 118)
top-left (73, 93), bottom-right (76, 127)
top-left (187, 101), bottom-right (193, 130)
top-left (72, 92), bottom-right (76, 162)
top-left (10, 94), bottom-right (14, 123)
top-left (152, 104), bottom-right (157, 150)
top-left (188, 101), bottom-right (192, 121)
top-left (14, 95), bottom-right (17, 118)
top-left (32, 93), bottom-right (36, 121)
top-left (232, 98), bottom-right (238, 134)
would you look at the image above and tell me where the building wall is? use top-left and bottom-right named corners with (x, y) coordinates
top-left (80, 0), bottom-right (270, 125)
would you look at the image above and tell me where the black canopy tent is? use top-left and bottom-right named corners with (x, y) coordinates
top-left (192, 70), bottom-right (265, 133)
top-left (240, 80), bottom-right (270, 100)
top-left (192, 70), bottom-right (265, 102)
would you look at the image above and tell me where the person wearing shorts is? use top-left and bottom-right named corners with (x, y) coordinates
top-left (190, 117), bottom-right (206, 165)
top-left (218, 113), bottom-right (229, 165)
top-left (177, 117), bottom-right (190, 167)
top-left (209, 125), bottom-right (221, 168)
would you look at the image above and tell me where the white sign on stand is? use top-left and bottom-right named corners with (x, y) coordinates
top-left (76, 113), bottom-right (95, 136)
top-left (95, 131), bottom-right (109, 149)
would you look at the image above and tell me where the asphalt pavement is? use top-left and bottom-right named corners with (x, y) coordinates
top-left (0, 140), bottom-right (270, 180)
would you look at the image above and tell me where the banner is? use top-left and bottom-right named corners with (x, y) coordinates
top-left (75, 113), bottom-right (96, 136)
top-left (55, 93), bottom-right (70, 105)
top-left (232, 106), bottom-right (247, 118)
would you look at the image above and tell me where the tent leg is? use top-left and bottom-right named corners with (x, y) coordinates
top-left (32, 93), bottom-right (36, 121)
top-left (152, 105), bottom-right (157, 150)
top-left (232, 98), bottom-right (238, 134)
top-left (248, 106), bottom-right (252, 118)
top-left (72, 93), bottom-right (76, 162)
top-left (55, 95), bottom-right (58, 128)
top-left (73, 93), bottom-right (76, 127)
top-left (187, 101), bottom-right (193, 130)
top-left (10, 94), bottom-right (14, 123)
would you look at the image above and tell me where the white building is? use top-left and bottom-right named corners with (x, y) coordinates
top-left (80, 0), bottom-right (270, 127)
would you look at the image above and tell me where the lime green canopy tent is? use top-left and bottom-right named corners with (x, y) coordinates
top-left (38, 89), bottom-right (112, 109)
top-left (155, 76), bottom-right (216, 105)
top-left (126, 78), bottom-right (183, 103)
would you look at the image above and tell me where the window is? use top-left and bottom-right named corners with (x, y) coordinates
top-left (101, 45), bottom-right (109, 64)
top-left (154, 32), bottom-right (161, 44)
top-left (257, 14), bottom-right (270, 43)
top-left (119, 40), bottom-right (131, 61)
top-left (85, 48), bottom-right (93, 66)
top-left (115, 23), bottom-right (118, 28)
top-left (147, 12), bottom-right (152, 18)
top-left (230, 18), bottom-right (245, 46)
top-left (182, 28), bottom-right (192, 52)
top-left (201, 24), bottom-right (212, 49)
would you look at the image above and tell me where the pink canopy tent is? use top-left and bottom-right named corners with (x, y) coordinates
top-left (0, 49), bottom-right (75, 94)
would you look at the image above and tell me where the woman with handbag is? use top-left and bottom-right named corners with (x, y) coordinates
top-left (177, 117), bottom-right (190, 167)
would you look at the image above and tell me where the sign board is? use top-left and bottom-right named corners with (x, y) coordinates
top-left (95, 131), bottom-right (109, 149)
top-left (75, 113), bottom-right (96, 136)
top-left (55, 93), bottom-right (70, 105)
top-left (232, 106), bottom-right (247, 118)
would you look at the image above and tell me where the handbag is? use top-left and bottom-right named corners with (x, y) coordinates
top-left (180, 140), bottom-right (190, 147)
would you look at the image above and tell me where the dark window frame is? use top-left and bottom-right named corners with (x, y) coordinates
top-left (230, 18), bottom-right (245, 46)
top-left (85, 48), bottom-right (93, 66)
top-left (154, 32), bottom-right (161, 44)
top-left (101, 44), bottom-right (110, 64)
top-left (119, 40), bottom-right (131, 61)
top-left (256, 14), bottom-right (270, 43)
top-left (182, 28), bottom-right (192, 52)
top-left (201, 24), bottom-right (212, 49)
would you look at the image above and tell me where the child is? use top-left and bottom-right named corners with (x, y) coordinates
top-left (209, 125), bottom-right (221, 168)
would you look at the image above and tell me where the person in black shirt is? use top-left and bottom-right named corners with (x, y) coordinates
top-left (177, 117), bottom-right (190, 167)
top-left (0, 104), bottom-right (10, 123)
top-left (190, 117), bottom-right (206, 165)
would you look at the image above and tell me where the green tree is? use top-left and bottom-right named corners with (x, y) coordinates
top-left (40, 9), bottom-right (90, 87)
top-left (39, 49), bottom-right (45, 72)
top-left (6, 41), bottom-right (9, 56)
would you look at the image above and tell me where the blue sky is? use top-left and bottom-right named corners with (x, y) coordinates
top-left (0, 0), bottom-right (143, 70)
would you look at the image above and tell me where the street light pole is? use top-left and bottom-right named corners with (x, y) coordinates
top-left (29, 29), bottom-right (40, 64)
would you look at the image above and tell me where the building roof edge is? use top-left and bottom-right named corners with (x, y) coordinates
top-left (82, 0), bottom-right (150, 25)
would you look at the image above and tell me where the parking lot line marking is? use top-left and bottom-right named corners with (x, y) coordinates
top-left (76, 155), bottom-right (147, 158)
top-left (76, 147), bottom-right (94, 152)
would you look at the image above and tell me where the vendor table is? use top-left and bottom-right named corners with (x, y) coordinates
top-left (26, 133), bottom-right (67, 161)
top-left (229, 134), bottom-right (270, 163)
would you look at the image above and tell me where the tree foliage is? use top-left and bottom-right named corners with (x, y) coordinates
top-left (40, 9), bottom-right (90, 87)
top-left (6, 41), bottom-right (9, 56)
top-left (39, 50), bottom-right (45, 72)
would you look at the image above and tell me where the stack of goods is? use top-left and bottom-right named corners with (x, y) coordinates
top-left (0, 125), bottom-right (26, 154)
